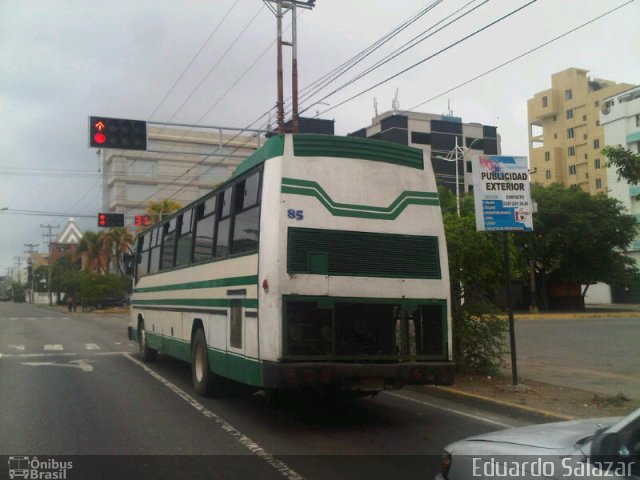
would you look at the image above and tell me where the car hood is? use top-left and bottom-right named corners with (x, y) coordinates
top-left (447, 417), bottom-right (621, 454)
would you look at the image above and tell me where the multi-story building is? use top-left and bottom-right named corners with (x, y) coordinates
top-left (100, 125), bottom-right (264, 223)
top-left (349, 110), bottom-right (500, 194)
top-left (528, 68), bottom-right (634, 193)
top-left (601, 85), bottom-right (640, 265)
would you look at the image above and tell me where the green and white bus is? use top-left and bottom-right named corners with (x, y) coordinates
top-left (128, 133), bottom-right (454, 396)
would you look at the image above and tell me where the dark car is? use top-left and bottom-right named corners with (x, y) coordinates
top-left (93, 296), bottom-right (129, 310)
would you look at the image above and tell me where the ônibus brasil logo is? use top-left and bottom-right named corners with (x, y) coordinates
top-left (8, 456), bottom-right (73, 480)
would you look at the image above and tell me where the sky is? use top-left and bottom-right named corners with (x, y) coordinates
top-left (1, 0), bottom-right (639, 276)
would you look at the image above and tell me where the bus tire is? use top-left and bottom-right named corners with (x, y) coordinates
top-left (192, 328), bottom-right (216, 396)
top-left (138, 319), bottom-right (157, 362)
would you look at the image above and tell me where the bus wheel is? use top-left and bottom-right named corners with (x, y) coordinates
top-left (138, 320), bottom-right (157, 362)
top-left (191, 328), bottom-right (215, 396)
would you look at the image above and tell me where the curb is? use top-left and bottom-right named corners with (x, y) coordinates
top-left (418, 385), bottom-right (575, 423)
top-left (502, 312), bottom-right (640, 320)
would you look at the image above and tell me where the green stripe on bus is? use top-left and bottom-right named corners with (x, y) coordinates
top-left (132, 298), bottom-right (258, 309)
top-left (209, 349), bottom-right (263, 386)
top-left (281, 178), bottom-right (439, 219)
top-left (133, 275), bottom-right (258, 294)
top-left (292, 134), bottom-right (424, 169)
top-left (145, 332), bottom-right (263, 386)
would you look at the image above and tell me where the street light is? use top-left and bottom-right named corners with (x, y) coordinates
top-left (434, 137), bottom-right (481, 216)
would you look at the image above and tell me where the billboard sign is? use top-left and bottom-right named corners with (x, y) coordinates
top-left (471, 155), bottom-right (533, 232)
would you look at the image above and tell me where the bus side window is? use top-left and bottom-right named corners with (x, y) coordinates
top-left (193, 198), bottom-right (216, 263)
top-left (176, 211), bottom-right (194, 267)
top-left (161, 217), bottom-right (178, 270)
top-left (215, 189), bottom-right (232, 258)
top-left (149, 226), bottom-right (163, 274)
top-left (230, 171), bottom-right (261, 255)
top-left (137, 234), bottom-right (150, 279)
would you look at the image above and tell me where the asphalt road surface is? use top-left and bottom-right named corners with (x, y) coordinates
top-left (0, 302), bottom-right (524, 480)
top-left (511, 316), bottom-right (640, 399)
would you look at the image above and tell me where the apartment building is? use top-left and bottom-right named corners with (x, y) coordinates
top-left (601, 85), bottom-right (640, 264)
top-left (528, 68), bottom-right (634, 193)
top-left (349, 110), bottom-right (500, 194)
top-left (100, 125), bottom-right (264, 223)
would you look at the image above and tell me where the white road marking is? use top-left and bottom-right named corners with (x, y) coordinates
top-left (124, 353), bottom-right (304, 480)
top-left (114, 342), bottom-right (122, 345)
top-left (44, 344), bottom-right (64, 351)
top-left (0, 317), bottom-right (70, 321)
top-left (85, 343), bottom-right (101, 350)
top-left (8, 345), bottom-right (25, 351)
top-left (21, 359), bottom-right (95, 372)
top-left (0, 351), bottom-right (130, 358)
top-left (385, 391), bottom-right (516, 429)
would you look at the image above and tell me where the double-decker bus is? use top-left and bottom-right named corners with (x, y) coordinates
top-left (128, 134), bottom-right (454, 396)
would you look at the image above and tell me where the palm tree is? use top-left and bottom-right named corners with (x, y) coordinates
top-left (146, 199), bottom-right (182, 227)
top-left (103, 227), bottom-right (134, 274)
top-left (76, 231), bottom-right (106, 273)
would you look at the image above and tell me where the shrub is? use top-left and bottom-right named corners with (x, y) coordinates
top-left (77, 272), bottom-right (126, 308)
top-left (454, 303), bottom-right (507, 375)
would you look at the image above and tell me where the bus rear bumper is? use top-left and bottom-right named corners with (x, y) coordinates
top-left (262, 361), bottom-right (455, 391)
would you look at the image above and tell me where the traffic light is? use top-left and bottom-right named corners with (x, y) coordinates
top-left (98, 212), bottom-right (125, 228)
top-left (89, 116), bottom-right (147, 151)
top-left (135, 215), bottom-right (151, 228)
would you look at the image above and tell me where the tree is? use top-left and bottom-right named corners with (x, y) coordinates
top-left (514, 183), bottom-right (639, 304)
top-left (602, 145), bottom-right (640, 189)
top-left (439, 187), bottom-right (510, 306)
top-left (102, 227), bottom-right (134, 274)
top-left (76, 231), bottom-right (106, 273)
top-left (439, 187), bottom-right (509, 373)
top-left (146, 199), bottom-right (182, 226)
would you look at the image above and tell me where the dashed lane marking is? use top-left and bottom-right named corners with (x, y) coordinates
top-left (0, 351), bottom-right (131, 358)
top-left (0, 317), bottom-right (71, 321)
top-left (85, 343), bottom-right (101, 350)
top-left (44, 344), bottom-right (64, 351)
top-left (124, 353), bottom-right (304, 480)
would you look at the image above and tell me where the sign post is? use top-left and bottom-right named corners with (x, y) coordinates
top-left (471, 155), bottom-right (533, 387)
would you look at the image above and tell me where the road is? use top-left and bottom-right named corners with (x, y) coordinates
top-left (510, 315), bottom-right (640, 399)
top-left (0, 302), bottom-right (522, 480)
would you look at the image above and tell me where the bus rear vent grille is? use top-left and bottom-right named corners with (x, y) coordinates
top-left (287, 227), bottom-right (441, 279)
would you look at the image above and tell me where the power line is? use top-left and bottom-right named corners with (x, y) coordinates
top-left (147, 0), bottom-right (242, 121)
top-left (408, 0), bottom-right (637, 111)
top-left (160, 3), bottom-right (266, 127)
top-left (298, 0), bottom-right (484, 115)
top-left (299, 0), bottom-right (489, 115)
top-left (315, 0), bottom-right (539, 117)
top-left (296, 0), bottom-right (444, 107)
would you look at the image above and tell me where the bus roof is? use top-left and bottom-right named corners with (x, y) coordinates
top-left (231, 133), bottom-right (424, 181)
top-left (136, 134), bottom-right (425, 237)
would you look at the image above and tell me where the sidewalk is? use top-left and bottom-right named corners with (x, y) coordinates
top-left (506, 303), bottom-right (640, 320)
top-left (421, 372), bottom-right (640, 423)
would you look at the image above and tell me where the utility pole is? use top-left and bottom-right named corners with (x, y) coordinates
top-left (13, 256), bottom-right (23, 285)
top-left (24, 243), bottom-right (40, 304)
top-left (41, 224), bottom-right (59, 306)
top-left (264, 0), bottom-right (316, 133)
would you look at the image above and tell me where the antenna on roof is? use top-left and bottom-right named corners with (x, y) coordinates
top-left (392, 88), bottom-right (400, 111)
top-left (373, 97), bottom-right (379, 117)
